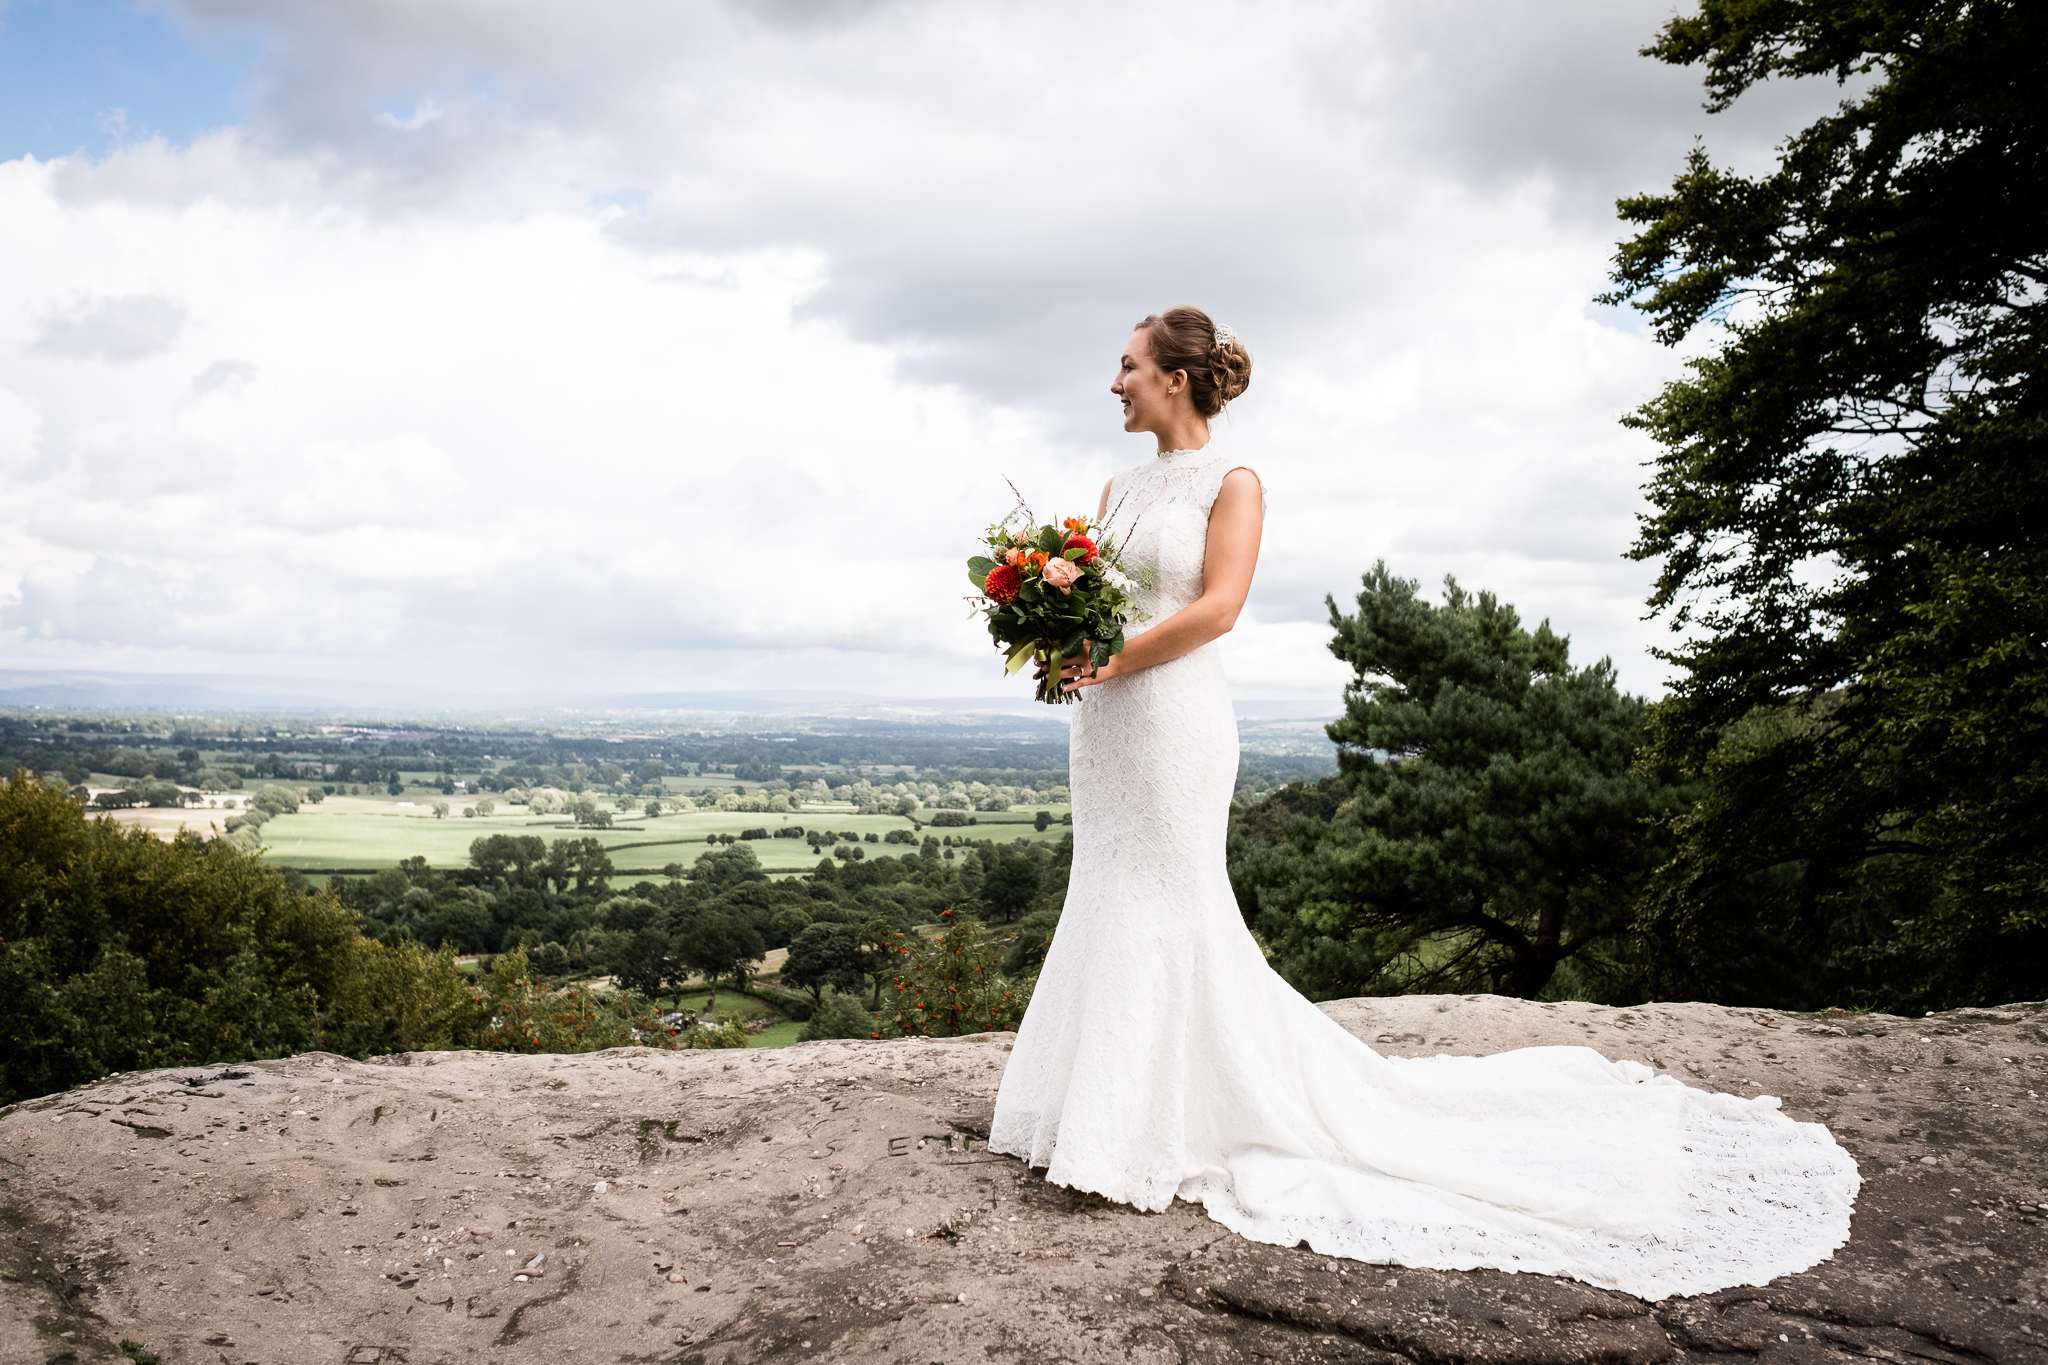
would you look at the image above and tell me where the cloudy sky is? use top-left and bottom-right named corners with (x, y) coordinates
top-left (0, 0), bottom-right (1846, 705)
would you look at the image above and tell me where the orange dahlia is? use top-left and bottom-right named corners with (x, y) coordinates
top-left (1062, 534), bottom-right (1098, 563)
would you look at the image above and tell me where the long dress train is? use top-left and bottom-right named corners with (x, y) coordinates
top-left (987, 449), bottom-right (1860, 1301)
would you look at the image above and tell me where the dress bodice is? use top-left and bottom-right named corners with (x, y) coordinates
top-left (1105, 449), bottom-right (1262, 628)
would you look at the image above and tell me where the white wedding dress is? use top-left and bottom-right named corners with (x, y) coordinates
top-left (988, 448), bottom-right (1860, 1300)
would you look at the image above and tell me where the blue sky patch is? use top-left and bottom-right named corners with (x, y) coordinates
top-left (0, 0), bottom-right (255, 159)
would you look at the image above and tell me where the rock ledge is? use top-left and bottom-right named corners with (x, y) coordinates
top-left (4, 995), bottom-right (2044, 1364)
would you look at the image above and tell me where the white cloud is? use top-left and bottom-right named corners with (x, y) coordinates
top-left (192, 358), bottom-right (257, 393)
top-left (34, 293), bottom-right (188, 362)
top-left (2, 1), bottom-right (1852, 702)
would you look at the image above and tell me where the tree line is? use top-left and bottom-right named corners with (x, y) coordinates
top-left (0, 767), bottom-right (1074, 1103)
top-left (1230, 0), bottom-right (2044, 1014)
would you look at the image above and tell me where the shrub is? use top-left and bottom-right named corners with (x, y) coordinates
top-left (666, 1012), bottom-right (750, 1049)
top-left (473, 950), bottom-right (664, 1053)
top-left (798, 990), bottom-right (878, 1041)
top-left (223, 806), bottom-right (271, 834)
top-left (740, 828), bottom-right (769, 840)
top-left (250, 784), bottom-right (301, 817)
top-left (1001, 908), bottom-right (1060, 976)
top-left (928, 810), bottom-right (970, 827)
top-left (871, 917), bottom-right (1028, 1038)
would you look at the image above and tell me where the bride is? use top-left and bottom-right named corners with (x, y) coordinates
top-left (986, 306), bottom-right (1860, 1300)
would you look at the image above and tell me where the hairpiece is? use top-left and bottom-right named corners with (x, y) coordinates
top-left (1213, 322), bottom-right (1239, 350)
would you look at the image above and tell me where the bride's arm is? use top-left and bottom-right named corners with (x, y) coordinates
top-left (1063, 467), bottom-right (1263, 692)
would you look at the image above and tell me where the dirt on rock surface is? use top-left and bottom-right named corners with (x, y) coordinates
top-left (3, 995), bottom-right (2044, 1365)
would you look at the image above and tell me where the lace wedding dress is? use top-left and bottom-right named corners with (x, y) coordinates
top-left (988, 448), bottom-right (1860, 1300)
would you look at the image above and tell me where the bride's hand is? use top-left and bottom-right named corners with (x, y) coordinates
top-left (1034, 650), bottom-right (1118, 693)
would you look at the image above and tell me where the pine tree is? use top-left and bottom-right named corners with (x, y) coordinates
top-left (1230, 566), bottom-right (1688, 1001)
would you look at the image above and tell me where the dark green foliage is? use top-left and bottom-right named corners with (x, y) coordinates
top-left (1228, 568), bottom-right (1689, 1002)
top-left (93, 778), bottom-right (190, 810)
top-left (0, 771), bottom-right (480, 1105)
top-left (1604, 0), bottom-right (2047, 1009)
top-left (781, 921), bottom-right (871, 1005)
top-left (796, 989), bottom-right (876, 1041)
top-left (414, 895), bottom-right (494, 954)
top-left (999, 909), bottom-right (1060, 977)
top-left (605, 926), bottom-right (678, 1000)
top-left (527, 941), bottom-right (572, 978)
top-left (673, 910), bottom-right (764, 1013)
top-left (979, 847), bottom-right (1042, 920)
top-left (996, 831), bottom-right (1071, 975)
top-left (685, 841), bottom-right (769, 890)
top-left (468, 834), bottom-right (550, 887)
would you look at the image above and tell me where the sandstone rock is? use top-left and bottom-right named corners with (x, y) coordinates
top-left (2, 996), bottom-right (2044, 1364)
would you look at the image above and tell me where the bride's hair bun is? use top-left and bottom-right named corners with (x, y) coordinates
top-left (1136, 306), bottom-right (1251, 417)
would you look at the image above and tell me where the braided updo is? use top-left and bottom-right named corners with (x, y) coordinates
top-left (1136, 305), bottom-right (1252, 418)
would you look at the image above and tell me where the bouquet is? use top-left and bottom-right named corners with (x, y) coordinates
top-left (968, 497), bottom-right (1141, 704)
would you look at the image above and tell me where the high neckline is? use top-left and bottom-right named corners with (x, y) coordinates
top-left (1156, 445), bottom-right (1212, 459)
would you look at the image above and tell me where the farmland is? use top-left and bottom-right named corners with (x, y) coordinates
top-left (9, 701), bottom-right (1327, 879)
top-left (249, 799), bottom-right (1072, 875)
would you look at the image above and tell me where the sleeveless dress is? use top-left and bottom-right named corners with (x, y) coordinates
top-left (987, 448), bottom-right (1860, 1301)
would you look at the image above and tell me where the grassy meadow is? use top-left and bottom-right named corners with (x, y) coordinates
top-left (242, 795), bottom-right (1071, 874)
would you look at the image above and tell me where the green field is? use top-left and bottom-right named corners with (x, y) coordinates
top-left (254, 803), bottom-right (1072, 874)
top-left (654, 990), bottom-right (810, 1048)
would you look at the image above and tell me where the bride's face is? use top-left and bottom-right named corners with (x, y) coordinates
top-left (1112, 328), bottom-right (1184, 433)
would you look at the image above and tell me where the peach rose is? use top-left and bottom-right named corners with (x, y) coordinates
top-left (1042, 558), bottom-right (1083, 593)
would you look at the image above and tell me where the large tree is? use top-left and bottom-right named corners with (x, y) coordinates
top-left (780, 921), bottom-right (872, 1006)
top-left (1605, 0), bottom-right (2047, 1008)
top-left (1230, 567), bottom-right (1688, 1001)
top-left (673, 910), bottom-right (765, 1014)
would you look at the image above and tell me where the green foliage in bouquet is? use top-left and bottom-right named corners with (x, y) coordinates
top-left (871, 915), bottom-right (1029, 1037)
top-left (969, 505), bottom-right (1140, 704)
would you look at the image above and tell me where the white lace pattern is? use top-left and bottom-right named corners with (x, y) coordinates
top-left (987, 448), bottom-right (1861, 1300)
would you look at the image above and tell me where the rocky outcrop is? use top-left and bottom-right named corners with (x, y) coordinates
top-left (3, 996), bottom-right (2044, 1365)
